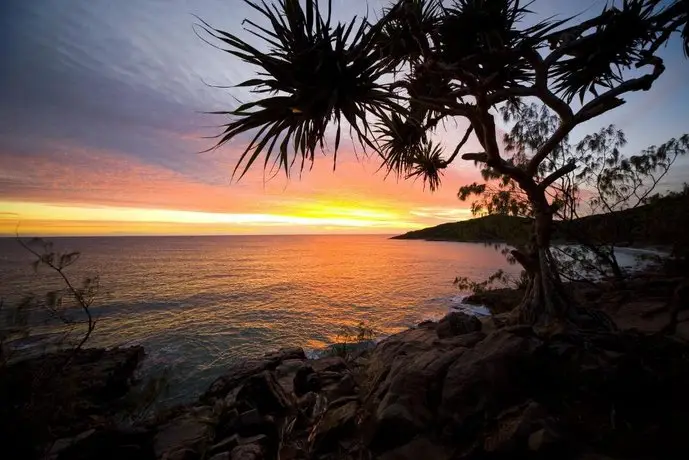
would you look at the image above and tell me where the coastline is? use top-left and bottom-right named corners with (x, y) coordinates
top-left (3, 268), bottom-right (688, 459)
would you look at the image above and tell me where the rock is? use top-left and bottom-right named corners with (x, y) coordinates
top-left (264, 347), bottom-right (306, 363)
top-left (204, 348), bottom-right (306, 403)
top-left (436, 312), bottom-right (482, 338)
top-left (440, 330), bottom-right (541, 431)
top-left (235, 409), bottom-right (278, 447)
top-left (528, 426), bottom-right (561, 452)
top-left (322, 373), bottom-right (357, 400)
top-left (209, 452), bottom-right (230, 460)
top-left (482, 401), bottom-right (546, 453)
top-left (209, 436), bottom-right (240, 457)
top-left (293, 366), bottom-right (319, 396)
top-left (54, 428), bottom-right (154, 460)
top-left (311, 356), bottom-right (348, 374)
top-left (215, 408), bottom-right (240, 440)
top-left (378, 436), bottom-right (453, 460)
top-left (202, 359), bottom-right (273, 402)
top-left (230, 443), bottom-right (263, 460)
top-left (370, 346), bottom-right (466, 450)
top-left (465, 288), bottom-right (522, 314)
top-left (236, 371), bottom-right (293, 414)
top-left (441, 331), bottom-right (486, 349)
top-left (275, 359), bottom-right (306, 395)
top-left (310, 400), bottom-right (359, 453)
top-left (237, 409), bottom-right (263, 431)
top-left (153, 407), bottom-right (215, 460)
top-left (0, 346), bottom-right (145, 457)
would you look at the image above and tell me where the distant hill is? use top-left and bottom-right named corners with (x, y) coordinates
top-left (393, 192), bottom-right (689, 247)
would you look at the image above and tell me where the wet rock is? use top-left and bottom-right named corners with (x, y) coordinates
top-left (436, 312), bottom-right (482, 338)
top-left (153, 407), bottom-right (215, 460)
top-left (465, 288), bottom-right (522, 314)
top-left (230, 443), bottom-right (263, 460)
top-left (416, 320), bottom-right (436, 329)
top-left (264, 347), bottom-right (306, 363)
top-left (310, 400), bottom-right (359, 453)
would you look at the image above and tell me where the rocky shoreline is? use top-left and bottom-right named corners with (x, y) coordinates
top-left (3, 273), bottom-right (689, 460)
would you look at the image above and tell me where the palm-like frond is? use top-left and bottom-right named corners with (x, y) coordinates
top-left (200, 0), bottom-right (399, 179)
top-left (550, 0), bottom-right (658, 102)
top-left (375, 111), bottom-right (446, 191)
top-left (376, 0), bottom-right (442, 69)
top-left (438, 0), bottom-right (563, 92)
top-left (376, 111), bottom-right (427, 175)
top-left (405, 141), bottom-right (446, 191)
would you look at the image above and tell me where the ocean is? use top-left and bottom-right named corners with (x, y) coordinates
top-left (0, 235), bottom-right (649, 403)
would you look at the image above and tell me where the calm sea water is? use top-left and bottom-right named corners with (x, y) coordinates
top-left (0, 235), bottom-right (648, 403)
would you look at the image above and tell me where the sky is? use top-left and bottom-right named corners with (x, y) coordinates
top-left (1, 0), bottom-right (688, 236)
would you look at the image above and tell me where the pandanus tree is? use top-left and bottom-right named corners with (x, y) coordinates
top-left (200, 0), bottom-right (689, 329)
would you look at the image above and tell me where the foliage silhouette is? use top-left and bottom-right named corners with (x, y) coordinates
top-left (202, 0), bottom-right (689, 328)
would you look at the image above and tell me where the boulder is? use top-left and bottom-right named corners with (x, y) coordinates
top-left (370, 346), bottom-right (466, 450)
top-left (440, 330), bottom-right (541, 431)
top-left (230, 443), bottom-right (263, 460)
top-left (202, 359), bottom-right (273, 402)
top-left (436, 312), bottom-right (482, 338)
top-left (310, 356), bottom-right (348, 374)
top-left (275, 359), bottom-right (306, 395)
top-left (293, 366), bottom-right (319, 396)
top-left (236, 371), bottom-right (293, 414)
top-left (264, 347), bottom-right (306, 363)
top-left (482, 401), bottom-right (547, 453)
top-left (153, 407), bottom-right (215, 460)
top-left (309, 400), bottom-right (359, 453)
top-left (321, 373), bottom-right (357, 401)
top-left (208, 436), bottom-right (240, 457)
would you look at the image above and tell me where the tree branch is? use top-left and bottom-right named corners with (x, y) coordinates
top-left (444, 126), bottom-right (474, 165)
top-left (527, 56), bottom-right (665, 175)
top-left (461, 152), bottom-right (487, 162)
top-left (539, 160), bottom-right (576, 190)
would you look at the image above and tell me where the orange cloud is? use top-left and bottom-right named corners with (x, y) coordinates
top-left (0, 140), bottom-right (485, 236)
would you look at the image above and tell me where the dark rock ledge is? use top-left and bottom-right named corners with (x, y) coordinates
top-left (3, 277), bottom-right (689, 460)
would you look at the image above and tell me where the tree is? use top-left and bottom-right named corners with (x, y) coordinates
top-left (461, 102), bottom-right (689, 285)
top-left (200, 0), bottom-right (689, 328)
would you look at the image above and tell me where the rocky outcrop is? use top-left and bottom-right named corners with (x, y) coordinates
top-left (0, 346), bottom-right (145, 459)
top-left (7, 272), bottom-right (689, 460)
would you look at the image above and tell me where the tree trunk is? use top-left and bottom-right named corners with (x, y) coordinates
top-left (514, 207), bottom-right (617, 331)
top-left (516, 209), bottom-right (576, 326)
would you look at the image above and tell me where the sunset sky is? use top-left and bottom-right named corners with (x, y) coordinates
top-left (1, 0), bottom-right (688, 236)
